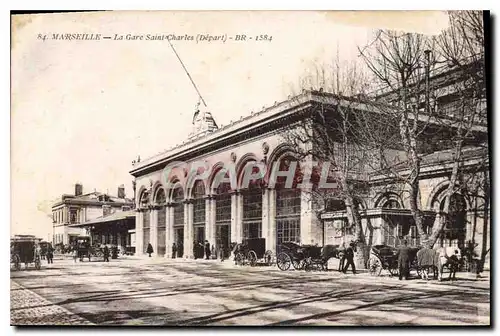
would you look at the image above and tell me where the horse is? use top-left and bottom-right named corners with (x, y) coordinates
top-left (230, 242), bottom-right (242, 264)
top-left (416, 247), bottom-right (438, 280)
top-left (436, 246), bottom-right (462, 281)
top-left (320, 244), bottom-right (344, 270)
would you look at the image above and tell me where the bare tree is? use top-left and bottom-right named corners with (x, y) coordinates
top-left (358, 30), bottom-right (436, 245)
top-left (358, 12), bottom-right (488, 250)
top-left (282, 58), bottom-right (374, 266)
top-left (428, 11), bottom-right (488, 251)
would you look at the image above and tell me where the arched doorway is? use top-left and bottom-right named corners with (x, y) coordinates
top-left (275, 157), bottom-right (302, 246)
top-left (140, 190), bottom-right (151, 254)
top-left (155, 187), bottom-right (166, 256)
top-left (171, 185), bottom-right (184, 257)
top-left (241, 163), bottom-right (263, 240)
top-left (213, 171), bottom-right (232, 257)
top-left (192, 180), bottom-right (206, 249)
top-left (439, 193), bottom-right (467, 248)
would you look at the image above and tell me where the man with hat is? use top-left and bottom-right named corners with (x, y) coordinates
top-left (342, 241), bottom-right (357, 274)
top-left (396, 240), bottom-right (410, 280)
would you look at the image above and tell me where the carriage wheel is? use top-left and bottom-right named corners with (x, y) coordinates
top-left (368, 256), bottom-right (382, 276)
top-left (264, 250), bottom-right (273, 266)
top-left (291, 258), bottom-right (304, 270)
top-left (276, 253), bottom-right (291, 271)
top-left (35, 258), bottom-right (41, 270)
top-left (247, 251), bottom-right (257, 267)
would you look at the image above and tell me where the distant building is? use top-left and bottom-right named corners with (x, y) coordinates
top-left (52, 183), bottom-right (134, 246)
top-left (69, 209), bottom-right (136, 255)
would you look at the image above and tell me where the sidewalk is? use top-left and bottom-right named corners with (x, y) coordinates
top-left (10, 281), bottom-right (94, 326)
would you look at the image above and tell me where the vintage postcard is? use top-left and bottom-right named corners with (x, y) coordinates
top-left (10, 10), bottom-right (490, 326)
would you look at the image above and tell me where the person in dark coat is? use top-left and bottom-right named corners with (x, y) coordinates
top-left (204, 240), bottom-right (211, 260)
top-left (193, 241), bottom-right (199, 259)
top-left (103, 245), bottom-right (110, 262)
top-left (146, 243), bottom-right (154, 257)
top-left (172, 243), bottom-right (177, 259)
top-left (338, 242), bottom-right (346, 272)
top-left (46, 245), bottom-right (54, 264)
top-left (396, 240), bottom-right (410, 280)
top-left (219, 244), bottom-right (225, 262)
top-left (342, 242), bottom-right (356, 274)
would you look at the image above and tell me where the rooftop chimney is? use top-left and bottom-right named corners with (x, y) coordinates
top-left (118, 184), bottom-right (126, 199)
top-left (75, 183), bottom-right (83, 196)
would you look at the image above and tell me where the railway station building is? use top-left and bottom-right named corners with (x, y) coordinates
top-left (52, 184), bottom-right (135, 247)
top-left (129, 61), bottom-right (489, 266)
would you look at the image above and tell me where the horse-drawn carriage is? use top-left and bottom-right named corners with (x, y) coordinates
top-left (233, 238), bottom-right (273, 266)
top-left (74, 236), bottom-right (104, 261)
top-left (10, 236), bottom-right (42, 271)
top-left (368, 244), bottom-right (462, 281)
top-left (368, 244), bottom-right (420, 277)
top-left (38, 241), bottom-right (52, 260)
top-left (276, 242), bottom-right (343, 271)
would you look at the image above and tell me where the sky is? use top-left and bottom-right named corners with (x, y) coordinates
top-left (11, 11), bottom-right (449, 239)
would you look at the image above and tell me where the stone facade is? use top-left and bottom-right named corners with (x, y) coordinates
top-left (129, 90), bottom-right (489, 267)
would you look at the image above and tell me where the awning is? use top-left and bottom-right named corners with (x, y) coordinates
top-left (69, 210), bottom-right (136, 228)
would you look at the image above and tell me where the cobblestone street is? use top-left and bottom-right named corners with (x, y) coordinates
top-left (10, 256), bottom-right (490, 326)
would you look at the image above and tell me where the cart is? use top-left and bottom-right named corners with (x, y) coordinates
top-left (75, 236), bottom-right (104, 261)
top-left (368, 244), bottom-right (421, 277)
top-left (276, 242), bottom-right (342, 271)
top-left (234, 238), bottom-right (273, 266)
top-left (10, 236), bottom-right (42, 271)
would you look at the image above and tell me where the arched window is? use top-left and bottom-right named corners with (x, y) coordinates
top-left (241, 162), bottom-right (263, 239)
top-left (140, 190), bottom-right (151, 254)
top-left (192, 180), bottom-right (206, 244)
top-left (214, 170), bottom-right (232, 256)
top-left (275, 157), bottom-right (301, 245)
top-left (172, 185), bottom-right (184, 257)
top-left (439, 193), bottom-right (467, 248)
top-left (155, 188), bottom-right (166, 256)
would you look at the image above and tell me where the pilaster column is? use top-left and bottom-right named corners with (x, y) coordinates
top-left (165, 205), bottom-right (172, 258)
top-left (151, 208), bottom-right (158, 256)
top-left (184, 200), bottom-right (194, 259)
top-left (136, 210), bottom-right (143, 256)
top-left (300, 189), bottom-right (312, 245)
top-left (230, 193), bottom-right (238, 243)
top-left (236, 193), bottom-right (243, 242)
top-left (269, 188), bottom-right (276, 252)
top-left (205, 196), bottom-right (216, 248)
top-left (169, 206), bottom-right (176, 257)
top-left (210, 198), bottom-right (217, 246)
top-left (205, 197), bottom-right (211, 246)
top-left (262, 188), bottom-right (270, 250)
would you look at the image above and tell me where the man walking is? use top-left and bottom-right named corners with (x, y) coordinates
top-left (103, 245), bottom-right (110, 262)
top-left (146, 243), bottom-right (154, 257)
top-left (204, 240), bottom-right (211, 260)
top-left (46, 245), bottom-right (54, 264)
top-left (172, 243), bottom-right (177, 259)
top-left (396, 240), bottom-right (410, 280)
top-left (338, 242), bottom-right (346, 272)
top-left (342, 242), bottom-right (357, 274)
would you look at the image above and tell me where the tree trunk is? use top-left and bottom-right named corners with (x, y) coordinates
top-left (426, 139), bottom-right (463, 248)
top-left (480, 170), bottom-right (490, 271)
top-left (341, 178), bottom-right (367, 268)
top-left (425, 162), bottom-right (460, 248)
